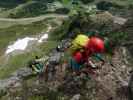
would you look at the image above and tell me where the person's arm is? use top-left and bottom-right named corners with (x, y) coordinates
top-left (32, 65), bottom-right (40, 74)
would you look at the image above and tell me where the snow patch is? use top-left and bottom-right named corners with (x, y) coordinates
top-left (46, 25), bottom-right (52, 33)
top-left (38, 34), bottom-right (48, 43)
top-left (6, 37), bottom-right (37, 54)
top-left (38, 25), bottom-right (51, 43)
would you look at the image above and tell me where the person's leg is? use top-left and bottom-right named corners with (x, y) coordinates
top-left (44, 65), bottom-right (48, 82)
top-left (70, 58), bottom-right (81, 75)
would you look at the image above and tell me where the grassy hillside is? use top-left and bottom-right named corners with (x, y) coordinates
top-left (0, 14), bottom-right (66, 79)
top-left (0, 0), bottom-right (133, 18)
top-left (0, 14), bottom-right (65, 54)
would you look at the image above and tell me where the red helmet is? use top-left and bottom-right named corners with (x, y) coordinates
top-left (73, 51), bottom-right (82, 63)
top-left (88, 37), bottom-right (105, 53)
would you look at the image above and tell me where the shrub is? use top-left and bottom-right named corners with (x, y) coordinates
top-left (55, 8), bottom-right (70, 14)
top-left (81, 0), bottom-right (95, 4)
top-left (96, 1), bottom-right (113, 10)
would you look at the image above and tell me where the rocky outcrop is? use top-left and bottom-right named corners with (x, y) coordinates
top-left (129, 72), bottom-right (133, 100)
top-left (0, 67), bottom-right (32, 90)
top-left (0, 10), bottom-right (132, 100)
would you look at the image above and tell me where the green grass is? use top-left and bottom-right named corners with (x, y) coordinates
top-left (39, 41), bottom-right (59, 54)
top-left (0, 52), bottom-right (34, 79)
top-left (49, 18), bottom-right (71, 40)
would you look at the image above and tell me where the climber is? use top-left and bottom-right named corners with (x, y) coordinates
top-left (69, 34), bottom-right (105, 75)
top-left (69, 34), bottom-right (89, 54)
top-left (87, 36), bottom-right (105, 53)
top-left (28, 60), bottom-right (44, 74)
top-left (28, 56), bottom-right (49, 74)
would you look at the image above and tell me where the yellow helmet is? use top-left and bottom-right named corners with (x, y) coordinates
top-left (70, 34), bottom-right (89, 53)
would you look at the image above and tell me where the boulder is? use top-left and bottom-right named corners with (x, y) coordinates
top-left (128, 73), bottom-right (133, 100)
top-left (113, 16), bottom-right (127, 25)
top-left (49, 52), bottom-right (62, 65)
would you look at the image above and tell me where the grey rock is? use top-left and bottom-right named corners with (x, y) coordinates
top-left (128, 72), bottom-right (133, 100)
top-left (15, 68), bottom-right (32, 79)
top-left (71, 94), bottom-right (81, 100)
top-left (0, 67), bottom-right (32, 92)
top-left (113, 16), bottom-right (127, 25)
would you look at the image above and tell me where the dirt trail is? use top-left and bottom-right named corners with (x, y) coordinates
top-left (0, 14), bottom-right (67, 21)
top-left (0, 14), bottom-right (68, 28)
